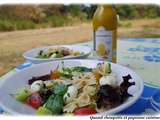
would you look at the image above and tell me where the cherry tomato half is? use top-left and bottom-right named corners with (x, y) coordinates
top-left (74, 108), bottom-right (97, 116)
top-left (26, 92), bottom-right (43, 109)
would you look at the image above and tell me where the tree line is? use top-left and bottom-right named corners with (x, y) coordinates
top-left (0, 4), bottom-right (159, 31)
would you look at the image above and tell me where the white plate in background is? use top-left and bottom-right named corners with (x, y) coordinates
top-left (23, 45), bottom-right (92, 64)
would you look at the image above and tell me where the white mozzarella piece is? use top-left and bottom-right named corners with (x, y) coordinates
top-left (99, 73), bottom-right (118, 87)
top-left (63, 85), bottom-right (78, 104)
top-left (30, 80), bottom-right (44, 93)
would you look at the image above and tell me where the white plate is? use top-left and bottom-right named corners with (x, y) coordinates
top-left (0, 59), bottom-right (144, 115)
top-left (23, 45), bottom-right (92, 64)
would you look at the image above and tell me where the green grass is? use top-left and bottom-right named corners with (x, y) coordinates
top-left (14, 21), bottom-right (36, 30)
top-left (46, 15), bottom-right (69, 27)
top-left (0, 11), bottom-right (88, 31)
top-left (0, 15), bottom-right (83, 31)
top-left (0, 20), bottom-right (15, 31)
top-left (118, 21), bottom-right (132, 28)
top-left (0, 19), bottom-right (36, 31)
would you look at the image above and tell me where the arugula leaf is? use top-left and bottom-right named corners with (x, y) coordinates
top-left (60, 72), bottom-right (73, 79)
top-left (54, 84), bottom-right (68, 96)
top-left (45, 94), bottom-right (64, 114)
top-left (71, 66), bottom-right (92, 72)
top-left (63, 68), bottom-right (72, 74)
top-left (60, 67), bottom-right (72, 79)
top-left (59, 66), bottom-right (92, 79)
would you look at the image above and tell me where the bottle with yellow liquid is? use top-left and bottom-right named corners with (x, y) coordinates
top-left (92, 4), bottom-right (117, 63)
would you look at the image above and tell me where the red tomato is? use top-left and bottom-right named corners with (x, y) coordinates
top-left (26, 92), bottom-right (43, 109)
top-left (74, 108), bottom-right (97, 116)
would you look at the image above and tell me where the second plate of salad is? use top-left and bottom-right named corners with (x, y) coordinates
top-left (23, 45), bottom-right (92, 63)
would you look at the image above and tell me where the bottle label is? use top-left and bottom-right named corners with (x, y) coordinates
top-left (94, 27), bottom-right (113, 61)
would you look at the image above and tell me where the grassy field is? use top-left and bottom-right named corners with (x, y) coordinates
top-left (0, 18), bottom-right (160, 76)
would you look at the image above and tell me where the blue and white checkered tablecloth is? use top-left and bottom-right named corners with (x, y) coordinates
top-left (0, 38), bottom-right (160, 115)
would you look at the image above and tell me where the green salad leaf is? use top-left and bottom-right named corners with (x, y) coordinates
top-left (36, 106), bottom-right (53, 115)
top-left (54, 84), bottom-right (68, 96)
top-left (43, 84), bottom-right (67, 115)
top-left (60, 67), bottom-right (73, 79)
top-left (36, 50), bottom-right (47, 58)
top-left (71, 66), bottom-right (92, 72)
top-left (60, 66), bottom-right (92, 79)
top-left (50, 53), bottom-right (62, 58)
top-left (45, 94), bottom-right (64, 114)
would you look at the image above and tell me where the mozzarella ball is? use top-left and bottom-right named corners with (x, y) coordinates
top-left (99, 73), bottom-right (118, 87)
top-left (63, 85), bottom-right (78, 104)
top-left (30, 80), bottom-right (44, 93)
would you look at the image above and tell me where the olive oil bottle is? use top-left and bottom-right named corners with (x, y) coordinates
top-left (92, 5), bottom-right (117, 62)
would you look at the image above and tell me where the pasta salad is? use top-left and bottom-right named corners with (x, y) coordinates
top-left (14, 62), bottom-right (135, 115)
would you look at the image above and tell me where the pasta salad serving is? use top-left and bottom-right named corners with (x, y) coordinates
top-left (14, 62), bottom-right (135, 116)
top-left (36, 47), bottom-right (84, 59)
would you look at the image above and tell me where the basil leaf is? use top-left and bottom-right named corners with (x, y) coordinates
top-left (45, 94), bottom-right (64, 114)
